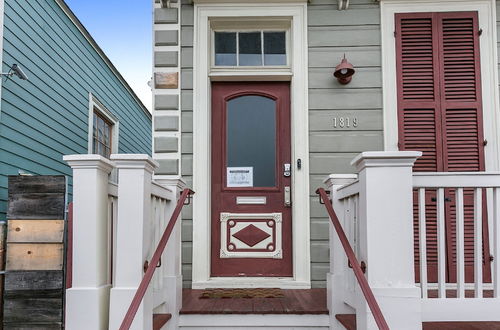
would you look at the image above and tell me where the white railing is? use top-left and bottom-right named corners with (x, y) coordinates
top-left (333, 179), bottom-right (360, 306)
top-left (326, 152), bottom-right (500, 329)
top-left (150, 182), bottom-right (174, 308)
top-left (413, 172), bottom-right (500, 322)
top-left (108, 181), bottom-right (119, 287)
top-left (64, 154), bottom-right (185, 330)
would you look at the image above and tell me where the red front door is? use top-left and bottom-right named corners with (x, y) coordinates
top-left (211, 82), bottom-right (292, 277)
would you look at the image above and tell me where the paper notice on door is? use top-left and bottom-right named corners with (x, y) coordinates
top-left (227, 167), bottom-right (253, 187)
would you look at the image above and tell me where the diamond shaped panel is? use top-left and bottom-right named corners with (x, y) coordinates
top-left (232, 224), bottom-right (271, 247)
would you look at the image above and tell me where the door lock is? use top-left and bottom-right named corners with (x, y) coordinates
top-left (284, 163), bottom-right (291, 177)
top-left (284, 186), bottom-right (291, 207)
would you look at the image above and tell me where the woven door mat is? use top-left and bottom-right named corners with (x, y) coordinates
top-left (200, 288), bottom-right (285, 299)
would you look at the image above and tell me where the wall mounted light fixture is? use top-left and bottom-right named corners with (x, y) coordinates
top-left (1, 64), bottom-right (28, 80)
top-left (333, 55), bottom-right (355, 85)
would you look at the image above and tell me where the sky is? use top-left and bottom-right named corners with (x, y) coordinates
top-left (65, 0), bottom-right (153, 111)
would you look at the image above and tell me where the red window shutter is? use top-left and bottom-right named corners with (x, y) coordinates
top-left (396, 14), bottom-right (442, 172)
top-left (396, 13), bottom-right (442, 282)
top-left (436, 12), bottom-right (490, 282)
top-left (438, 13), bottom-right (485, 172)
top-left (396, 12), bottom-right (490, 283)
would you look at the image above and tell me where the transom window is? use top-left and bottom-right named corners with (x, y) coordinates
top-left (214, 31), bottom-right (287, 67)
top-left (93, 110), bottom-right (113, 158)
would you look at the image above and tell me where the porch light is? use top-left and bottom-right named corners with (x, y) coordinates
top-left (333, 55), bottom-right (355, 85)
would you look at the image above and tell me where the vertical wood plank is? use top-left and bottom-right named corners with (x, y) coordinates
top-left (474, 188), bottom-right (483, 298)
top-left (456, 188), bottom-right (465, 298)
top-left (418, 188), bottom-right (428, 298)
top-left (437, 188), bottom-right (446, 298)
top-left (494, 188), bottom-right (500, 298)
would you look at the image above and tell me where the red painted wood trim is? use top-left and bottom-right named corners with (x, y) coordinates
top-left (66, 202), bottom-right (73, 289)
top-left (153, 313), bottom-right (172, 330)
top-left (316, 188), bottom-right (390, 330)
top-left (119, 188), bottom-right (195, 330)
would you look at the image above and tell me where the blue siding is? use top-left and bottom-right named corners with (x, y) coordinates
top-left (0, 0), bottom-right (152, 221)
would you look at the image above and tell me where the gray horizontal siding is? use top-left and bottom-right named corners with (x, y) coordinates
top-left (176, 0), bottom-right (382, 288)
top-left (307, 0), bottom-right (382, 288)
top-left (0, 0), bottom-right (151, 220)
top-left (181, 3), bottom-right (194, 286)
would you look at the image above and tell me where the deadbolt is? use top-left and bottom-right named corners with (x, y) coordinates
top-left (284, 163), bottom-right (291, 177)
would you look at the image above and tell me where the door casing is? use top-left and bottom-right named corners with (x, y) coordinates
top-left (191, 3), bottom-right (310, 288)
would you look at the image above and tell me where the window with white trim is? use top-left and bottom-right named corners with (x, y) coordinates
top-left (87, 94), bottom-right (119, 158)
top-left (92, 111), bottom-right (113, 158)
top-left (214, 30), bottom-right (287, 67)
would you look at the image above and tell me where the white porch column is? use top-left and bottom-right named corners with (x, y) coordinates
top-left (63, 155), bottom-right (115, 330)
top-left (153, 178), bottom-right (186, 330)
top-left (353, 151), bottom-right (422, 329)
top-left (324, 174), bottom-right (358, 330)
top-left (108, 154), bottom-right (158, 330)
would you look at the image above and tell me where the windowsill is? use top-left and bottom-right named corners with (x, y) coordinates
top-left (209, 68), bottom-right (292, 81)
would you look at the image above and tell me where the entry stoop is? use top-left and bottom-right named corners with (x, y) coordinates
top-left (178, 289), bottom-right (329, 329)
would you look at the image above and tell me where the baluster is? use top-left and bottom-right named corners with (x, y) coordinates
top-left (456, 188), bottom-right (465, 298)
top-left (418, 188), bottom-right (428, 298)
top-left (437, 188), bottom-right (446, 298)
top-left (494, 188), bottom-right (500, 298)
top-left (474, 188), bottom-right (483, 298)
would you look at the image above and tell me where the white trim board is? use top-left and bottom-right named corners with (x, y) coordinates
top-left (380, 0), bottom-right (500, 171)
top-left (179, 314), bottom-right (329, 328)
top-left (191, 3), bottom-right (310, 288)
top-left (87, 93), bottom-right (119, 155)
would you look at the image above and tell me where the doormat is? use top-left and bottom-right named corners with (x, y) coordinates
top-left (200, 288), bottom-right (285, 299)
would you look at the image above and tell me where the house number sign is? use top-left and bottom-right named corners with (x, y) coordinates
top-left (333, 117), bottom-right (358, 128)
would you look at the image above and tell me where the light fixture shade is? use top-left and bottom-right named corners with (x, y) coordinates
top-left (334, 57), bottom-right (355, 84)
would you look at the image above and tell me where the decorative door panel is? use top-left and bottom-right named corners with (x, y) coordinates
top-left (211, 82), bottom-right (292, 277)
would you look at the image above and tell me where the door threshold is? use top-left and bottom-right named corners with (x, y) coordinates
top-left (192, 277), bottom-right (310, 289)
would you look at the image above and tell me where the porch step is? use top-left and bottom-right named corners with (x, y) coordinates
top-left (153, 313), bottom-right (171, 330)
top-left (336, 314), bottom-right (500, 330)
top-left (179, 288), bottom-right (329, 329)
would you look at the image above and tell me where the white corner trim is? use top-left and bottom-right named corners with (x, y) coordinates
top-left (87, 93), bottom-right (119, 155)
top-left (192, 2), bottom-right (310, 288)
top-left (380, 0), bottom-right (500, 171)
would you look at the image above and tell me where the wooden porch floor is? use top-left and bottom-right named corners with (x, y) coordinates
top-left (180, 288), bottom-right (328, 315)
top-left (336, 314), bottom-right (500, 330)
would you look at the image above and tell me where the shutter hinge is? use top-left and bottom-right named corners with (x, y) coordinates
top-left (490, 255), bottom-right (494, 262)
top-left (394, 31), bottom-right (397, 37)
top-left (479, 28), bottom-right (483, 36)
top-left (397, 142), bottom-right (402, 149)
top-left (483, 139), bottom-right (488, 146)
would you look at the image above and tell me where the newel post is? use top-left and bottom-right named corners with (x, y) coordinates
top-left (153, 177), bottom-right (186, 330)
top-left (63, 155), bottom-right (115, 330)
top-left (324, 174), bottom-right (358, 329)
top-left (108, 154), bottom-right (158, 330)
top-left (353, 151), bottom-right (422, 329)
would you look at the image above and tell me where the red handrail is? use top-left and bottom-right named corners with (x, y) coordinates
top-left (316, 188), bottom-right (390, 330)
top-left (119, 188), bottom-right (194, 330)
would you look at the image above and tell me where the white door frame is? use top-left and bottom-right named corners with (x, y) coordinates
top-left (191, 2), bottom-right (310, 288)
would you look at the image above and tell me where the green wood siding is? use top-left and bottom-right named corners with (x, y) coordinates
top-left (0, 0), bottom-right (152, 221)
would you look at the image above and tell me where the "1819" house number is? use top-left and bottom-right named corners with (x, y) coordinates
top-left (333, 117), bottom-right (358, 128)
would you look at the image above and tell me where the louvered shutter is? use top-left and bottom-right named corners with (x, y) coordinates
top-left (396, 12), bottom-right (490, 283)
top-left (437, 12), bottom-right (490, 282)
top-left (396, 13), bottom-right (442, 172)
top-left (396, 13), bottom-right (441, 282)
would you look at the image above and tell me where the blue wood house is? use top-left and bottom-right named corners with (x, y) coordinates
top-left (0, 0), bottom-right (152, 222)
